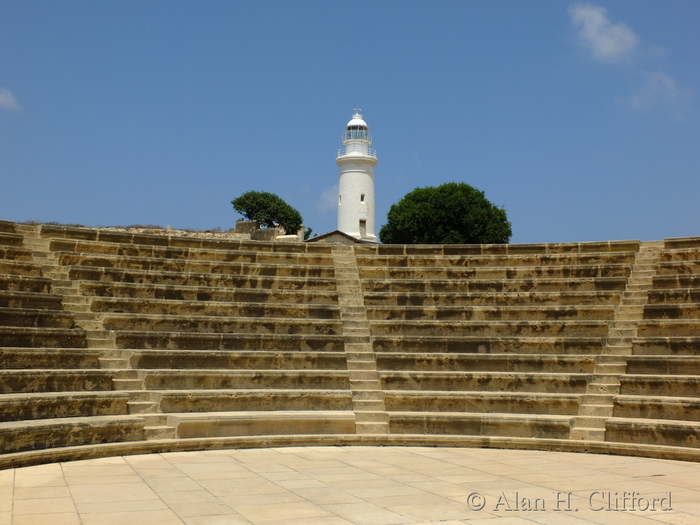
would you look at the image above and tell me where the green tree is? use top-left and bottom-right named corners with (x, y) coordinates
top-left (231, 191), bottom-right (303, 235)
top-left (379, 182), bottom-right (512, 244)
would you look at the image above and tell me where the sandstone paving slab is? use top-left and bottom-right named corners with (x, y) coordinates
top-left (167, 501), bottom-right (239, 519)
top-left (133, 467), bottom-right (192, 479)
top-left (288, 486), bottom-right (364, 505)
top-left (58, 473), bottom-right (145, 485)
top-left (68, 481), bottom-right (160, 503)
top-left (333, 479), bottom-right (427, 499)
top-left (61, 464), bottom-right (136, 478)
top-left (471, 517), bottom-right (579, 525)
top-left (406, 479), bottom-right (469, 498)
top-left (80, 509), bottom-right (185, 525)
top-left (173, 464), bottom-right (260, 481)
top-left (234, 501), bottom-right (335, 523)
top-left (256, 518), bottom-right (354, 525)
top-left (385, 472), bottom-right (438, 484)
top-left (220, 492), bottom-right (305, 507)
top-left (322, 501), bottom-right (413, 525)
top-left (196, 478), bottom-right (289, 498)
top-left (12, 496), bottom-right (76, 515)
top-left (11, 512), bottom-right (81, 525)
top-left (156, 490), bottom-right (223, 505)
top-left (144, 476), bottom-right (207, 493)
top-left (495, 472), bottom-right (570, 485)
top-left (13, 484), bottom-right (72, 499)
top-left (274, 477), bottom-right (328, 490)
top-left (384, 501), bottom-right (474, 522)
top-left (75, 499), bottom-right (169, 514)
top-left (182, 516), bottom-right (252, 525)
top-left (256, 469), bottom-right (312, 482)
top-left (297, 468), bottom-right (383, 484)
top-left (11, 472), bottom-right (66, 488)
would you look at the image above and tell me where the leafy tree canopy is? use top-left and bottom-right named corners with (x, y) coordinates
top-left (379, 182), bottom-right (512, 244)
top-left (231, 191), bottom-right (303, 235)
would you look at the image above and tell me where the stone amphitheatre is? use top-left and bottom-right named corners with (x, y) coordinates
top-left (1, 219), bottom-right (700, 521)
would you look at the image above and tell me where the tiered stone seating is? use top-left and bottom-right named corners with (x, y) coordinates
top-left (38, 225), bottom-right (354, 442)
top-left (354, 241), bottom-right (639, 443)
top-left (0, 221), bottom-right (145, 459)
top-left (4, 218), bottom-right (700, 466)
top-left (608, 237), bottom-right (700, 449)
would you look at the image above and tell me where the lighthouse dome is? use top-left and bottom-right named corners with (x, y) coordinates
top-left (346, 113), bottom-right (368, 129)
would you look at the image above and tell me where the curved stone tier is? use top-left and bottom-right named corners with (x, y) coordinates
top-left (1, 219), bottom-right (699, 468)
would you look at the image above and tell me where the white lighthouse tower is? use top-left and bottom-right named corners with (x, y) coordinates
top-left (336, 109), bottom-right (378, 242)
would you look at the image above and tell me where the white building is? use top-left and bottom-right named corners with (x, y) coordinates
top-left (336, 109), bottom-right (378, 242)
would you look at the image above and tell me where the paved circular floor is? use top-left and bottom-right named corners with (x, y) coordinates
top-left (1, 446), bottom-right (699, 524)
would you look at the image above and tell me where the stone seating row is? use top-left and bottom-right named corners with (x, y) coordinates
top-left (91, 297), bottom-right (339, 319)
top-left (358, 263), bottom-right (631, 280)
top-left (0, 415), bottom-right (147, 454)
top-left (361, 277), bottom-right (628, 293)
top-left (51, 238), bottom-right (334, 266)
top-left (38, 223), bottom-right (333, 254)
top-left (72, 268), bottom-right (337, 293)
top-left (356, 251), bottom-right (637, 268)
top-left (354, 239), bottom-right (641, 256)
top-left (363, 290), bottom-right (622, 307)
top-left (57, 252), bottom-right (335, 278)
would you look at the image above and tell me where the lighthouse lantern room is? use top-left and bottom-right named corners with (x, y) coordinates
top-left (336, 109), bottom-right (378, 242)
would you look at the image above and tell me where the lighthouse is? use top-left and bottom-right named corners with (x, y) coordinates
top-left (336, 109), bottom-right (378, 242)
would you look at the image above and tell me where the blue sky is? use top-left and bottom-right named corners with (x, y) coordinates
top-left (1, 1), bottom-right (698, 243)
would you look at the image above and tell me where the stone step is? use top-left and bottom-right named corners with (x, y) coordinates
top-left (127, 401), bottom-right (158, 414)
top-left (579, 405), bottom-right (613, 417)
top-left (98, 358), bottom-right (130, 369)
top-left (594, 363), bottom-right (627, 374)
top-left (620, 297), bottom-right (647, 306)
top-left (615, 313), bottom-right (643, 321)
top-left (352, 399), bottom-right (386, 411)
top-left (142, 414), bottom-right (169, 425)
top-left (350, 379), bottom-right (381, 390)
top-left (354, 411), bottom-right (389, 423)
top-left (112, 378), bottom-right (142, 390)
top-left (346, 353), bottom-right (375, 362)
top-left (570, 427), bottom-right (606, 441)
top-left (347, 360), bottom-right (376, 370)
top-left (144, 425), bottom-right (177, 440)
top-left (114, 369), bottom-right (138, 379)
top-left (87, 339), bottom-right (114, 349)
top-left (586, 383), bottom-right (620, 395)
top-left (573, 415), bottom-right (606, 428)
top-left (348, 370), bottom-right (380, 381)
top-left (355, 421), bottom-right (390, 435)
top-left (351, 390), bottom-right (385, 401)
top-left (581, 394), bottom-right (614, 404)
top-left (127, 391), bottom-right (153, 402)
